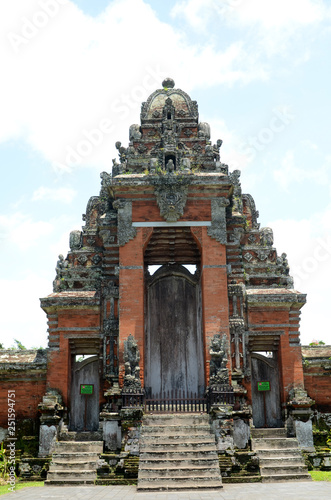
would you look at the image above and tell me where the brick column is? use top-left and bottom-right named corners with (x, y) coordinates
top-left (118, 228), bottom-right (145, 387)
top-left (200, 227), bottom-right (230, 386)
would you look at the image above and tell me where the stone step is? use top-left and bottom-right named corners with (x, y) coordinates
top-left (142, 425), bottom-right (212, 435)
top-left (140, 434), bottom-right (215, 444)
top-left (143, 414), bottom-right (209, 426)
top-left (259, 456), bottom-right (304, 466)
top-left (260, 465), bottom-right (309, 475)
top-left (49, 461), bottom-right (98, 471)
top-left (55, 441), bottom-right (103, 453)
top-left (140, 449), bottom-right (218, 459)
top-left (45, 477), bottom-right (95, 486)
top-left (46, 470), bottom-right (96, 480)
top-left (257, 448), bottom-right (303, 458)
top-left (261, 473), bottom-right (312, 483)
top-left (251, 428), bottom-right (286, 438)
top-left (251, 437), bottom-right (299, 450)
top-left (59, 431), bottom-right (103, 441)
top-left (138, 475), bottom-right (222, 486)
top-left (140, 457), bottom-right (219, 467)
top-left (140, 442), bottom-right (217, 452)
top-left (139, 467), bottom-right (220, 478)
top-left (137, 481), bottom-right (223, 491)
top-left (51, 452), bottom-right (100, 462)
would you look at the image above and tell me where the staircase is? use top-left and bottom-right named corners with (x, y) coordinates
top-left (45, 438), bottom-right (103, 485)
top-left (137, 413), bottom-right (223, 491)
top-left (251, 428), bottom-right (311, 482)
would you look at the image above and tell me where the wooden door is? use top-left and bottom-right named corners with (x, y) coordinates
top-left (145, 265), bottom-right (204, 397)
top-left (69, 355), bottom-right (99, 431)
top-left (251, 353), bottom-right (282, 428)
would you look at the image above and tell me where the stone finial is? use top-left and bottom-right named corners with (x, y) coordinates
top-left (162, 77), bottom-right (175, 89)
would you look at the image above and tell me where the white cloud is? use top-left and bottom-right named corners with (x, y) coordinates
top-left (0, 273), bottom-right (51, 348)
top-left (172, 0), bottom-right (329, 56)
top-left (273, 150), bottom-right (331, 191)
top-left (0, 212), bottom-right (54, 251)
top-left (268, 205), bottom-right (331, 345)
top-left (32, 186), bottom-right (76, 203)
top-left (0, 0), bottom-right (275, 176)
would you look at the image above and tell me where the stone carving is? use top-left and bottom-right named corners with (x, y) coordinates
top-left (208, 198), bottom-right (230, 244)
top-left (53, 254), bottom-right (68, 292)
top-left (230, 320), bottom-right (245, 372)
top-left (277, 252), bottom-right (290, 275)
top-left (198, 122), bottom-right (211, 140)
top-left (257, 249), bottom-right (271, 261)
top-left (213, 139), bottom-right (223, 161)
top-left (83, 196), bottom-right (106, 229)
top-left (129, 124), bottom-right (142, 141)
top-left (248, 234), bottom-right (257, 244)
top-left (113, 199), bottom-right (137, 246)
top-left (69, 230), bottom-right (82, 250)
top-left (209, 334), bottom-right (230, 386)
top-left (228, 227), bottom-right (244, 245)
top-left (243, 252), bottom-right (253, 262)
top-left (166, 158), bottom-right (175, 172)
top-left (230, 170), bottom-right (243, 214)
top-left (242, 194), bottom-right (260, 229)
top-left (92, 255), bottom-right (101, 265)
top-left (77, 254), bottom-right (88, 265)
top-left (260, 227), bottom-right (274, 247)
top-left (153, 178), bottom-right (189, 222)
top-left (115, 141), bottom-right (127, 163)
top-left (123, 334), bottom-right (141, 389)
top-left (162, 77), bottom-right (175, 89)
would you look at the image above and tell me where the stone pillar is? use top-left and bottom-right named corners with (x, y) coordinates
top-left (286, 387), bottom-right (315, 451)
top-left (100, 411), bottom-right (122, 451)
top-left (38, 392), bottom-right (63, 457)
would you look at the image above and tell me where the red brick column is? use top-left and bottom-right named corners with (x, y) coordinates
top-left (200, 227), bottom-right (230, 386)
top-left (278, 326), bottom-right (305, 402)
top-left (118, 228), bottom-right (145, 387)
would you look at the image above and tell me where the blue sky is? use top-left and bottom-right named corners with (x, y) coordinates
top-left (1, 0), bottom-right (330, 348)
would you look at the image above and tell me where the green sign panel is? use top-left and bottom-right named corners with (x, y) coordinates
top-left (257, 381), bottom-right (270, 392)
top-left (80, 384), bottom-right (94, 395)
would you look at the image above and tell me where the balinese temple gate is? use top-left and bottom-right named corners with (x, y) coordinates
top-left (40, 78), bottom-right (313, 453)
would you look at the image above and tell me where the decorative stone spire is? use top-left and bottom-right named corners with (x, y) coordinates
top-left (162, 77), bottom-right (175, 89)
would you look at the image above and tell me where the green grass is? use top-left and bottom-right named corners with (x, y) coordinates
top-left (309, 470), bottom-right (331, 481)
top-left (0, 481), bottom-right (44, 496)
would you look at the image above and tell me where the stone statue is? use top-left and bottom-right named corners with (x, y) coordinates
top-left (209, 334), bottom-right (229, 386)
top-left (260, 227), bottom-right (274, 247)
top-left (166, 159), bottom-right (175, 172)
top-left (123, 334), bottom-right (141, 389)
top-left (129, 124), bottom-right (142, 141)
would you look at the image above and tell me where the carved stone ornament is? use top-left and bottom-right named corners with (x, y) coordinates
top-left (153, 179), bottom-right (189, 222)
top-left (243, 252), bottom-right (253, 262)
top-left (113, 199), bottom-right (137, 246)
top-left (123, 334), bottom-right (141, 390)
top-left (209, 334), bottom-right (230, 386)
top-left (260, 227), bottom-right (274, 247)
top-left (69, 230), bottom-right (82, 250)
top-left (257, 249), bottom-right (271, 261)
top-left (207, 198), bottom-right (230, 244)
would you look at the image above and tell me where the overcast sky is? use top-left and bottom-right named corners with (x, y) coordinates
top-left (1, 0), bottom-right (330, 348)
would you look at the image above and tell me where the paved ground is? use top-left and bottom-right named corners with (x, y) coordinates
top-left (2, 482), bottom-right (331, 500)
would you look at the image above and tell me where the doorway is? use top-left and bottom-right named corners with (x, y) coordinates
top-left (69, 355), bottom-right (99, 431)
top-left (251, 352), bottom-right (282, 428)
top-left (145, 264), bottom-right (204, 397)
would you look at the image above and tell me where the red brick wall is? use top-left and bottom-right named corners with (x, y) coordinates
top-left (0, 375), bottom-right (46, 427)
